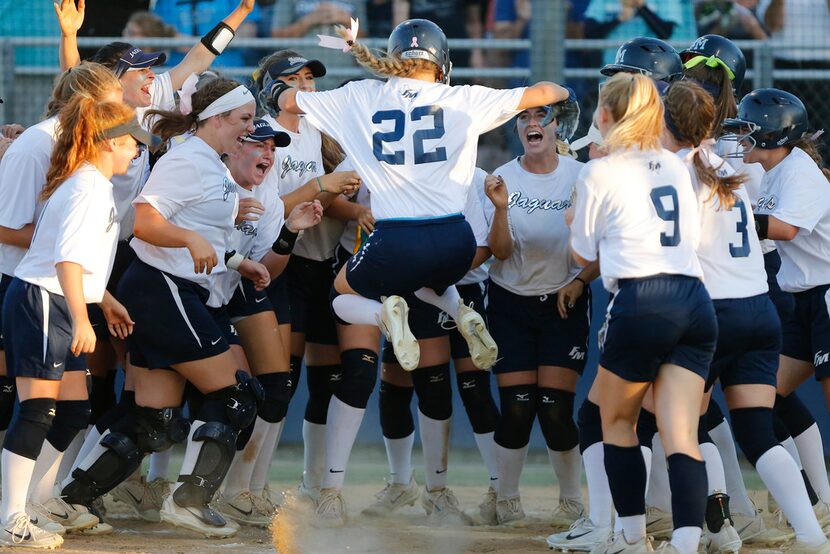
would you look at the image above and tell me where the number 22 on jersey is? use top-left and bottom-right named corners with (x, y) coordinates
top-left (372, 106), bottom-right (447, 165)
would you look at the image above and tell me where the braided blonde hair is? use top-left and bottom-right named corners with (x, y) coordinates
top-left (334, 25), bottom-right (442, 81)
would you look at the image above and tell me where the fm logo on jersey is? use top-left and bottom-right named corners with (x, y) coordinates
top-left (281, 155), bottom-right (318, 179)
top-left (508, 191), bottom-right (571, 214)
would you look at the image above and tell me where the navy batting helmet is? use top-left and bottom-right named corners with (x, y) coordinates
top-left (682, 34), bottom-right (747, 92)
top-left (723, 88), bottom-right (809, 151)
top-left (601, 37), bottom-right (683, 82)
top-left (387, 19), bottom-right (452, 84)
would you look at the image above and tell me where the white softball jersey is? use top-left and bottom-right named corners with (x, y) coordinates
top-left (754, 147), bottom-right (830, 292)
top-left (0, 116), bottom-right (58, 276)
top-left (485, 156), bottom-right (583, 295)
top-left (15, 164), bottom-right (118, 303)
top-left (294, 77), bottom-right (526, 220)
top-left (458, 167), bottom-right (492, 286)
top-left (679, 147), bottom-right (767, 300)
top-left (130, 135), bottom-right (238, 302)
top-left (570, 148), bottom-right (703, 293)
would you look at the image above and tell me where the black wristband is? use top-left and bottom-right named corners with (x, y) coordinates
top-left (574, 276), bottom-right (588, 287)
top-left (272, 225), bottom-right (299, 255)
top-left (201, 21), bottom-right (235, 56)
top-left (267, 80), bottom-right (292, 112)
top-left (754, 214), bottom-right (770, 240)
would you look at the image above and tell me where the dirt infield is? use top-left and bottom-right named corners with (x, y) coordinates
top-left (47, 483), bottom-right (787, 554)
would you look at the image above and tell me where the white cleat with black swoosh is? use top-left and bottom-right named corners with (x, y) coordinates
top-left (41, 497), bottom-right (98, 533)
top-left (547, 517), bottom-right (612, 552)
top-left (588, 531), bottom-right (654, 553)
top-left (160, 494), bottom-right (239, 538)
top-left (0, 512), bottom-right (63, 549)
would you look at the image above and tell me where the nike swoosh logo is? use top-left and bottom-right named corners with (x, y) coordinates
top-left (53, 362), bottom-right (63, 368)
top-left (329, 469), bottom-right (344, 473)
top-left (232, 505), bottom-right (253, 516)
top-left (5, 529), bottom-right (31, 541)
top-left (435, 469), bottom-right (447, 474)
top-left (566, 530), bottom-right (591, 540)
top-left (211, 338), bottom-right (221, 345)
top-left (49, 510), bottom-right (69, 520)
top-left (126, 488), bottom-right (143, 504)
top-left (255, 297), bottom-right (266, 303)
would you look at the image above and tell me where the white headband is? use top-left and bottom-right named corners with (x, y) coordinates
top-left (197, 85), bottom-right (253, 121)
top-left (571, 124), bottom-right (603, 152)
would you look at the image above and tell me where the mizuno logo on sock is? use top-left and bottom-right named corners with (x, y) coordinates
top-left (362, 354), bottom-right (376, 363)
top-left (542, 396), bottom-right (556, 404)
top-left (515, 393), bottom-right (530, 401)
top-left (462, 381), bottom-right (475, 389)
top-left (48, 408), bottom-right (56, 417)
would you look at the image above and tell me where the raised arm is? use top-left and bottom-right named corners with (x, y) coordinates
top-left (167, 0), bottom-right (256, 90)
top-left (517, 82), bottom-right (570, 111)
top-left (54, 0), bottom-right (85, 70)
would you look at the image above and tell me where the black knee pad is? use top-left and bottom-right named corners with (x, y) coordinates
top-left (89, 372), bottom-right (117, 426)
top-left (730, 407), bottom-right (779, 466)
top-left (289, 355), bottom-right (303, 398)
top-left (198, 371), bottom-right (264, 431)
top-left (175, 421), bottom-right (236, 506)
top-left (773, 413), bottom-right (791, 442)
top-left (336, 349), bottom-right (379, 409)
top-left (135, 406), bottom-right (190, 453)
top-left (4, 398), bottom-right (56, 460)
top-left (412, 364), bottom-right (452, 421)
top-left (62, 430), bottom-right (143, 506)
top-left (379, 381), bottom-right (414, 439)
top-left (774, 393), bottom-right (815, 437)
top-left (577, 399), bottom-right (603, 453)
top-left (636, 409), bottom-right (658, 450)
top-left (494, 385), bottom-right (537, 449)
top-left (257, 372), bottom-right (292, 423)
top-left (538, 388), bottom-right (578, 451)
top-left (706, 401), bottom-right (726, 431)
top-left (0, 375), bottom-right (16, 431)
top-left (456, 371), bottom-right (498, 434)
top-left (304, 364), bottom-right (339, 424)
top-left (46, 400), bottom-right (91, 452)
top-left (698, 415), bottom-right (714, 445)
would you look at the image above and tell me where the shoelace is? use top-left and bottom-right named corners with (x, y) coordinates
top-left (568, 517), bottom-right (593, 531)
top-left (373, 481), bottom-right (393, 501)
top-left (558, 497), bottom-right (583, 514)
top-left (8, 514), bottom-right (33, 544)
top-left (318, 494), bottom-right (342, 516)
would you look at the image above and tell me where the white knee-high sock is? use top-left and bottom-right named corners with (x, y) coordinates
top-left (418, 410), bottom-right (451, 492)
top-left (223, 417), bottom-right (269, 497)
top-left (474, 431), bottom-right (499, 488)
top-left (384, 433), bottom-right (414, 485)
top-left (147, 449), bottom-right (173, 482)
top-left (414, 287), bottom-right (462, 321)
top-left (700, 442), bottom-right (727, 495)
top-left (1, 450), bottom-right (37, 522)
top-left (28, 440), bottom-right (63, 504)
top-left (496, 444), bottom-right (528, 500)
top-left (793, 424), bottom-right (830, 504)
top-left (332, 295), bottom-right (382, 326)
top-left (321, 397), bottom-right (366, 490)
top-left (757, 445), bottom-right (825, 546)
top-left (302, 420), bottom-right (326, 490)
top-left (646, 433), bottom-right (672, 512)
top-left (709, 418), bottom-right (755, 517)
top-left (583, 442), bottom-right (613, 527)
top-left (250, 420), bottom-right (284, 495)
top-left (70, 425), bottom-right (102, 476)
top-left (548, 446), bottom-right (582, 501)
top-left (641, 445), bottom-right (652, 495)
top-left (55, 431), bottom-right (85, 489)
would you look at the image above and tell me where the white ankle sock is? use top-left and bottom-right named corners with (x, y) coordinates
top-left (1, 450), bottom-right (37, 522)
top-left (757, 445), bottom-right (825, 546)
top-left (332, 295), bottom-right (382, 326)
top-left (496, 444), bottom-right (528, 499)
top-left (794, 424), bottom-right (830, 504)
top-left (710, 419), bottom-right (755, 517)
top-left (250, 420), bottom-right (283, 494)
top-left (700, 442), bottom-right (727, 495)
top-left (646, 434), bottom-right (672, 513)
top-left (321, 397), bottom-right (366, 489)
top-left (223, 417), bottom-right (269, 497)
top-left (671, 526), bottom-right (702, 553)
top-left (583, 442), bottom-right (613, 527)
top-left (384, 433), bottom-right (414, 485)
top-left (474, 431), bottom-right (499, 488)
top-left (302, 420), bottom-right (326, 490)
top-left (28, 440), bottom-right (62, 504)
top-left (147, 449), bottom-right (173, 482)
top-left (418, 410), bottom-right (451, 491)
top-left (548, 446), bottom-right (582, 501)
top-left (414, 287), bottom-right (461, 321)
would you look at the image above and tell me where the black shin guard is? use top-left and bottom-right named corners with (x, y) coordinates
top-left (174, 421), bottom-right (236, 514)
top-left (379, 381), bottom-right (414, 439)
top-left (456, 371), bottom-right (498, 434)
top-left (62, 429), bottom-right (143, 506)
top-left (706, 492), bottom-right (732, 532)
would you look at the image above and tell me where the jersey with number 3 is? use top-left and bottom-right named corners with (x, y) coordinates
top-left (570, 148), bottom-right (703, 292)
top-left (679, 147), bottom-right (766, 300)
top-left (295, 78), bottom-right (525, 220)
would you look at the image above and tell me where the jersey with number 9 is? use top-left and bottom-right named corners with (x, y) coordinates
top-left (570, 148), bottom-right (703, 292)
top-left (294, 78), bottom-right (525, 220)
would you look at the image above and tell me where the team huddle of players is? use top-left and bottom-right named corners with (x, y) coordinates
top-left (0, 1), bottom-right (827, 553)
